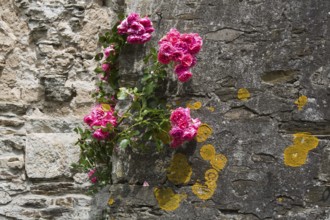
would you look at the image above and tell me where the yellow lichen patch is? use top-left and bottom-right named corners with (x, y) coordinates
top-left (284, 146), bottom-right (308, 167)
top-left (108, 197), bottom-right (115, 206)
top-left (186, 101), bottom-right (202, 110)
top-left (294, 95), bottom-right (308, 110)
top-left (293, 132), bottom-right (319, 151)
top-left (204, 169), bottom-right (219, 182)
top-left (210, 154), bottom-right (228, 171)
top-left (200, 144), bottom-right (216, 161)
top-left (196, 124), bottom-right (213, 142)
top-left (277, 197), bottom-right (283, 203)
top-left (205, 179), bottom-right (217, 190)
top-left (167, 153), bottom-right (192, 185)
top-left (192, 182), bottom-right (216, 200)
top-left (154, 187), bottom-right (187, 211)
top-left (207, 106), bottom-right (215, 112)
top-left (237, 88), bottom-right (251, 101)
top-left (101, 103), bottom-right (111, 111)
top-left (283, 132), bottom-right (319, 167)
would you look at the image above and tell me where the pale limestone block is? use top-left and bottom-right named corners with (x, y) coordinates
top-left (25, 133), bottom-right (80, 179)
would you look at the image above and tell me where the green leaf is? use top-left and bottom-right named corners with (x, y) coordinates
top-left (99, 36), bottom-right (107, 43)
top-left (117, 87), bottom-right (128, 100)
top-left (143, 82), bottom-right (155, 96)
top-left (95, 53), bottom-right (104, 61)
top-left (119, 139), bottom-right (130, 149)
top-left (94, 67), bottom-right (103, 73)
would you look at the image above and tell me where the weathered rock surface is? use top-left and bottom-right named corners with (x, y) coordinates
top-left (0, 0), bottom-right (329, 219)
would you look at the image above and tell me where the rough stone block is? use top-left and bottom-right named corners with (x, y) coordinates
top-left (25, 133), bottom-right (80, 179)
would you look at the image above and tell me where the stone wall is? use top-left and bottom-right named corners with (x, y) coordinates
top-left (1, 0), bottom-right (330, 220)
top-left (0, 0), bottom-right (115, 219)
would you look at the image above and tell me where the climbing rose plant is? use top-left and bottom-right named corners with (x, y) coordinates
top-left (73, 13), bottom-right (202, 192)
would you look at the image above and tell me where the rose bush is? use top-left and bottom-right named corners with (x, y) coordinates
top-left (74, 13), bottom-right (202, 189)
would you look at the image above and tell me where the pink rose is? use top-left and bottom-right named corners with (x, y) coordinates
top-left (158, 53), bottom-right (171, 64)
top-left (171, 50), bottom-right (184, 62)
top-left (140, 33), bottom-right (152, 43)
top-left (93, 128), bottom-right (109, 140)
top-left (180, 33), bottom-right (195, 46)
top-left (117, 19), bottom-right (128, 34)
top-left (140, 17), bottom-right (154, 33)
top-left (170, 107), bottom-right (191, 129)
top-left (189, 43), bottom-right (202, 54)
top-left (174, 65), bottom-right (189, 76)
top-left (83, 115), bottom-right (94, 126)
top-left (180, 53), bottom-right (194, 67)
top-left (166, 28), bottom-right (181, 44)
top-left (191, 118), bottom-right (201, 129)
top-left (159, 42), bottom-right (175, 56)
top-left (88, 169), bottom-right (97, 184)
top-left (182, 126), bottom-right (198, 140)
top-left (174, 41), bottom-right (188, 53)
top-left (127, 35), bottom-right (142, 44)
top-left (88, 169), bottom-right (96, 177)
top-left (102, 63), bottom-right (111, 72)
top-left (178, 71), bottom-right (193, 83)
top-left (117, 13), bottom-right (154, 44)
top-left (169, 127), bottom-right (184, 140)
top-left (104, 45), bottom-right (115, 58)
top-left (90, 177), bottom-right (97, 183)
top-left (127, 13), bottom-right (140, 24)
top-left (127, 21), bottom-right (146, 35)
top-left (189, 34), bottom-right (203, 54)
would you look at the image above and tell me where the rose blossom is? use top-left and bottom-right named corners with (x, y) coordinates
top-left (88, 169), bottom-right (97, 184)
top-left (104, 45), bottom-right (115, 58)
top-left (169, 107), bottom-right (201, 148)
top-left (170, 107), bottom-right (191, 129)
top-left (84, 104), bottom-right (117, 140)
top-left (169, 127), bottom-right (184, 140)
top-left (117, 13), bottom-right (154, 44)
top-left (158, 29), bottom-right (202, 83)
top-left (180, 53), bottom-right (194, 67)
top-left (177, 71), bottom-right (192, 83)
top-left (93, 128), bottom-right (109, 140)
top-left (174, 65), bottom-right (189, 76)
top-left (102, 63), bottom-right (110, 72)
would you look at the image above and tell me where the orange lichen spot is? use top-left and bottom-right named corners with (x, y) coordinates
top-left (294, 95), bottom-right (308, 110)
top-left (186, 101), bottom-right (202, 110)
top-left (101, 103), bottom-right (111, 111)
top-left (108, 197), bottom-right (115, 206)
top-left (210, 154), bottom-right (228, 171)
top-left (196, 124), bottom-right (213, 142)
top-left (192, 182), bottom-right (216, 200)
top-left (284, 146), bottom-right (308, 167)
top-left (237, 88), bottom-right (251, 101)
top-left (154, 187), bottom-right (187, 211)
top-left (167, 153), bottom-right (192, 185)
top-left (207, 106), bottom-right (215, 112)
top-left (204, 169), bottom-right (219, 182)
top-left (200, 144), bottom-right (216, 161)
top-left (293, 132), bottom-right (319, 151)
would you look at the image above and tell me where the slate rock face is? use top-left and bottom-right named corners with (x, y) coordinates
top-left (0, 0), bottom-right (329, 219)
top-left (102, 0), bottom-right (330, 219)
